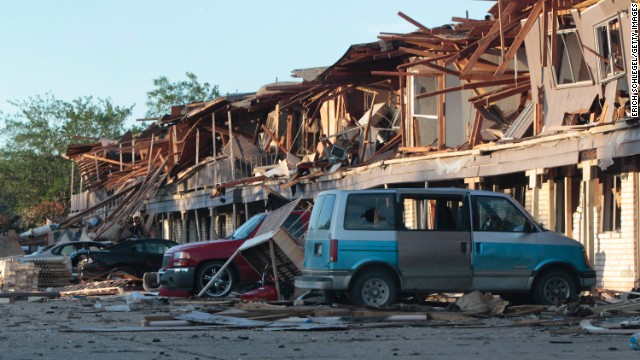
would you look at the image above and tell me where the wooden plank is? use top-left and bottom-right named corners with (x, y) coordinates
top-left (471, 82), bottom-right (531, 105)
top-left (271, 228), bottom-right (305, 271)
top-left (415, 76), bottom-right (529, 99)
top-left (564, 175), bottom-right (573, 238)
top-left (81, 153), bottom-right (129, 168)
top-left (542, 0), bottom-right (548, 67)
top-left (550, 0), bottom-right (558, 69)
top-left (470, 110), bottom-right (484, 147)
top-left (286, 111), bottom-right (293, 152)
top-left (437, 73), bottom-right (446, 150)
top-left (498, 0), bottom-right (505, 61)
top-left (458, 2), bottom-right (520, 75)
top-left (359, 94), bottom-right (376, 163)
top-left (495, 0), bottom-right (545, 74)
top-left (397, 11), bottom-right (431, 34)
top-left (599, 102), bottom-right (609, 124)
top-left (262, 123), bottom-right (288, 154)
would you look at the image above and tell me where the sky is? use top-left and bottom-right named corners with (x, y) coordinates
top-left (0, 0), bottom-right (493, 128)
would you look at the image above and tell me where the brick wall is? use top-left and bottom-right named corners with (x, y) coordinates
top-left (594, 172), bottom-right (638, 291)
top-left (538, 181), bottom-right (551, 229)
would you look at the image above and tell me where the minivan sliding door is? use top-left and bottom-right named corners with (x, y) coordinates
top-left (397, 193), bottom-right (471, 291)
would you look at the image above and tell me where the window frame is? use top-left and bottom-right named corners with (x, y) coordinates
top-left (411, 74), bottom-right (439, 120)
top-left (400, 194), bottom-right (468, 232)
top-left (594, 15), bottom-right (626, 83)
top-left (548, 28), bottom-right (593, 88)
top-left (343, 193), bottom-right (396, 231)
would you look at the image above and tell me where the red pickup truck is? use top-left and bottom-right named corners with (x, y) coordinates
top-left (158, 210), bottom-right (309, 297)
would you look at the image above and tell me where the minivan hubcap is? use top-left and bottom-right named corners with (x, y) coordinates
top-left (544, 277), bottom-right (569, 304)
top-left (362, 278), bottom-right (389, 305)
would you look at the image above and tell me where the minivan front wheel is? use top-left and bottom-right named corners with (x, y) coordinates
top-left (351, 270), bottom-right (397, 307)
top-left (532, 270), bottom-right (577, 305)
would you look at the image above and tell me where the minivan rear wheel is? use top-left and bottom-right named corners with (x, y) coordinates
top-left (350, 270), bottom-right (397, 307)
top-left (532, 270), bottom-right (577, 305)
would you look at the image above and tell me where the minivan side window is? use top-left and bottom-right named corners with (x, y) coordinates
top-left (472, 195), bottom-right (531, 232)
top-left (344, 193), bottom-right (395, 230)
top-left (309, 194), bottom-right (336, 230)
top-left (401, 195), bottom-right (467, 231)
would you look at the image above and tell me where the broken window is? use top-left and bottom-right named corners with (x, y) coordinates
top-left (411, 75), bottom-right (438, 146)
top-left (595, 17), bottom-right (625, 82)
top-left (602, 174), bottom-right (621, 232)
top-left (549, 29), bottom-right (591, 86)
top-left (413, 76), bottom-right (438, 118)
top-left (401, 195), bottom-right (466, 231)
top-left (344, 193), bottom-right (395, 230)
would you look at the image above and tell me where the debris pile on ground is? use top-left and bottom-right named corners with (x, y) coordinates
top-left (53, 279), bottom-right (134, 297)
top-left (0, 256), bottom-right (38, 292)
top-left (22, 256), bottom-right (73, 288)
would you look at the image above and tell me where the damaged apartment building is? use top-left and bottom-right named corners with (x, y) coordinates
top-left (61, 0), bottom-right (639, 292)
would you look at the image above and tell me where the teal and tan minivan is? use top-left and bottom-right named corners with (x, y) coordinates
top-left (295, 188), bottom-right (595, 306)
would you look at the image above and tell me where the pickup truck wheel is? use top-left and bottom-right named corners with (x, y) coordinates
top-left (350, 270), bottom-right (397, 307)
top-left (196, 261), bottom-right (235, 298)
top-left (143, 272), bottom-right (160, 292)
top-left (532, 270), bottom-right (577, 305)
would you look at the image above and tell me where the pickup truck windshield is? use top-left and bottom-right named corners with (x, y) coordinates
top-left (230, 213), bottom-right (267, 240)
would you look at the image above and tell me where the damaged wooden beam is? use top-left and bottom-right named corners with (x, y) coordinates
top-left (494, 0), bottom-right (544, 75)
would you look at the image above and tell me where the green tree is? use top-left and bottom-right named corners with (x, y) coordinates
top-left (0, 93), bottom-right (134, 228)
top-left (145, 72), bottom-right (220, 117)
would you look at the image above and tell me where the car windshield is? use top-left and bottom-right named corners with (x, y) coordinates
top-left (229, 213), bottom-right (267, 240)
top-left (32, 244), bottom-right (55, 253)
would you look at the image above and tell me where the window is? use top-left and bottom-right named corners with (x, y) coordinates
top-left (309, 194), bottom-right (336, 231)
top-left (401, 195), bottom-right (466, 231)
top-left (229, 213), bottom-right (265, 239)
top-left (413, 76), bottom-right (438, 119)
top-left (595, 17), bottom-right (624, 82)
top-left (602, 174), bottom-right (621, 232)
top-left (412, 75), bottom-right (438, 147)
top-left (472, 196), bottom-right (531, 232)
top-left (549, 30), bottom-right (591, 86)
top-left (344, 193), bottom-right (395, 230)
top-left (146, 241), bottom-right (172, 254)
top-left (60, 245), bottom-right (77, 256)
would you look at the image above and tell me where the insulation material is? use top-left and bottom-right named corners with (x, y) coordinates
top-left (602, 81), bottom-right (617, 123)
top-left (264, 160), bottom-right (291, 179)
top-left (434, 157), bottom-right (472, 176)
top-left (597, 130), bottom-right (635, 170)
top-left (501, 101), bottom-right (534, 140)
top-left (357, 103), bottom-right (390, 127)
top-left (320, 99), bottom-right (340, 138)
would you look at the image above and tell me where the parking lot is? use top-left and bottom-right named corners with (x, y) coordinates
top-left (1, 291), bottom-right (638, 360)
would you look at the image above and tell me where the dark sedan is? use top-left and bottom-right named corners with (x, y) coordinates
top-left (71, 238), bottom-right (178, 280)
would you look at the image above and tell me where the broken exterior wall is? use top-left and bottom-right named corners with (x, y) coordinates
top-left (61, 0), bottom-right (640, 292)
top-left (525, 0), bottom-right (632, 130)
